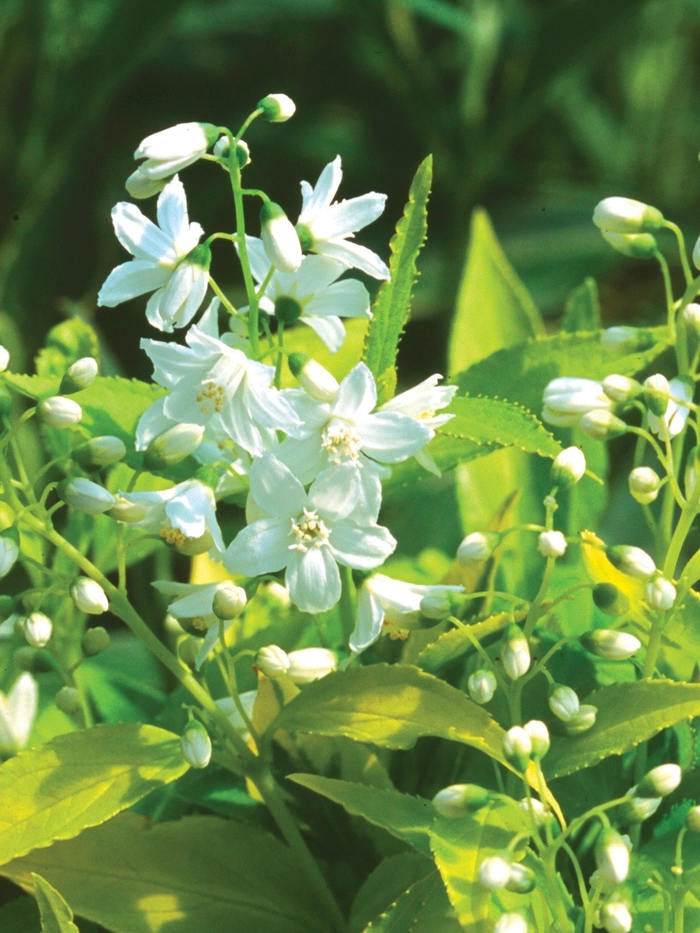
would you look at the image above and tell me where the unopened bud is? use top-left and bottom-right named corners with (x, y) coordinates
top-left (478, 854), bottom-right (512, 890)
top-left (260, 201), bottom-right (302, 273)
top-left (432, 783), bottom-right (492, 817)
top-left (595, 828), bottom-right (630, 884)
top-left (71, 577), bottom-right (109, 615)
top-left (255, 644), bottom-right (290, 678)
top-left (592, 583), bottom-right (630, 617)
top-left (494, 915), bottom-right (528, 933)
top-left (600, 902), bottom-right (632, 933)
top-left (551, 446), bottom-right (586, 487)
top-left (287, 353), bottom-right (339, 402)
top-left (502, 725), bottom-right (532, 772)
top-left (501, 624), bottom-right (530, 681)
top-left (580, 629), bottom-right (640, 661)
top-left (212, 582), bottom-right (247, 620)
top-left (287, 647), bottom-right (337, 684)
top-left (178, 636), bottom-right (201, 667)
top-left (420, 590), bottom-right (461, 621)
top-left (108, 495), bottom-right (147, 523)
top-left (55, 686), bottom-right (81, 716)
top-left (548, 684), bottom-right (579, 721)
top-left (601, 326), bottom-right (656, 354)
top-left (0, 346), bottom-right (9, 372)
top-left (467, 669), bottom-right (497, 705)
top-left (593, 197), bottom-right (664, 234)
top-left (258, 93), bottom-right (296, 123)
top-left (214, 137), bottom-right (250, 167)
top-left (458, 531), bottom-right (500, 564)
top-left (518, 797), bottom-right (552, 826)
top-left (144, 423), bottom-right (205, 471)
top-left (618, 791), bottom-right (661, 824)
top-left (523, 720), bottom-right (550, 758)
top-left (645, 576), bottom-right (676, 611)
top-left (579, 409), bottom-right (628, 440)
top-left (59, 357), bottom-right (98, 394)
top-left (637, 763), bottom-right (682, 798)
top-left (602, 374), bottom-right (641, 404)
top-left (563, 704), bottom-right (597, 735)
top-left (22, 612), bottom-right (52, 648)
top-left (38, 396), bottom-right (82, 428)
top-left (684, 302), bottom-right (700, 337)
top-left (14, 646), bottom-right (54, 673)
top-left (506, 862), bottom-right (536, 894)
top-left (685, 804), bottom-right (700, 832)
top-left (643, 373), bottom-right (670, 416)
top-left (181, 720), bottom-right (212, 769)
top-left (602, 231), bottom-right (658, 259)
top-left (81, 626), bottom-right (110, 657)
top-left (72, 435), bottom-right (126, 468)
top-left (607, 545), bottom-right (656, 579)
top-left (628, 466), bottom-right (661, 504)
top-left (59, 478), bottom-right (116, 515)
top-left (538, 530), bottom-right (567, 559)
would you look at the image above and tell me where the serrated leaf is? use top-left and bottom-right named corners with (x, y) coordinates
top-left (350, 852), bottom-right (434, 933)
top-left (3, 372), bottom-right (58, 399)
top-left (0, 723), bottom-right (188, 867)
top-left (562, 277), bottom-right (601, 332)
top-left (288, 774), bottom-right (435, 856)
top-left (32, 874), bottom-right (80, 933)
top-left (416, 610), bottom-right (520, 673)
top-left (365, 870), bottom-right (460, 933)
top-left (0, 812), bottom-right (328, 933)
top-left (363, 156), bottom-right (432, 402)
top-left (544, 680), bottom-right (700, 779)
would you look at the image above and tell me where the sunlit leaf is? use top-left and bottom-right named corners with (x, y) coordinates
top-left (32, 874), bottom-right (80, 933)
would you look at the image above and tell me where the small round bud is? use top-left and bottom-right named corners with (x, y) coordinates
top-left (645, 576), bottom-right (676, 611)
top-left (494, 915), bottom-right (528, 933)
top-left (59, 478), bottom-right (116, 515)
top-left (602, 374), bottom-right (641, 403)
top-left (593, 197), bottom-right (664, 234)
top-left (81, 626), bottom-right (110, 657)
top-left (255, 645), bottom-right (290, 678)
top-left (212, 582), bottom-right (247, 620)
top-left (467, 669), bottom-right (497, 705)
top-left (628, 466), bottom-right (661, 505)
top-left (55, 686), bottom-right (81, 716)
top-left (538, 530), bottom-right (567, 559)
top-left (684, 302), bottom-right (700, 337)
top-left (478, 854), bottom-right (512, 890)
top-left (602, 231), bottom-right (658, 259)
top-left (181, 720), bottom-right (212, 769)
top-left (0, 345), bottom-right (10, 372)
top-left (0, 533), bottom-right (19, 579)
top-left (518, 797), bottom-right (552, 826)
top-left (637, 763), bottom-right (682, 798)
top-left (548, 684), bottom-right (579, 721)
top-left (643, 373), bottom-right (670, 416)
top-left (600, 902), bottom-right (632, 933)
top-left (107, 495), bottom-right (148, 523)
top-left (581, 629), bottom-right (640, 660)
top-left (457, 531), bottom-right (500, 564)
top-left (287, 353), bottom-right (339, 402)
top-left (502, 726), bottom-right (532, 772)
top-left (542, 377), bottom-right (610, 427)
top-left (420, 590), bottom-right (462, 622)
top-left (72, 435), bottom-right (127, 468)
top-left (38, 396), bottom-right (82, 428)
top-left (685, 804), bottom-right (700, 832)
top-left (59, 357), bottom-right (98, 394)
top-left (618, 791), bottom-right (662, 824)
top-left (579, 409), bottom-right (628, 440)
top-left (523, 720), bottom-right (550, 759)
top-left (214, 137), bottom-right (251, 168)
top-left (178, 636), bottom-right (201, 667)
top-left (70, 577), bottom-right (109, 615)
top-left (595, 828), bottom-right (630, 885)
top-left (260, 201), bottom-right (302, 273)
top-left (286, 647), bottom-right (338, 684)
top-left (14, 646), bottom-right (54, 673)
top-left (22, 612), bottom-right (52, 648)
top-left (607, 545), bottom-right (656, 579)
top-left (601, 326), bottom-right (656, 354)
top-left (143, 424), bottom-right (205, 471)
top-left (501, 624), bottom-right (530, 681)
top-left (258, 93), bottom-right (296, 123)
top-left (563, 704), bottom-right (597, 735)
top-left (592, 583), bottom-right (630, 617)
top-left (432, 783), bottom-right (492, 817)
top-left (506, 862), bottom-right (536, 894)
top-left (551, 446), bottom-right (586, 487)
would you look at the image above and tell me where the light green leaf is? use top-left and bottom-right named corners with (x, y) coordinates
top-left (3, 372), bottom-right (58, 399)
top-left (562, 277), bottom-right (601, 332)
top-left (364, 870), bottom-right (461, 933)
top-left (0, 723), bottom-right (188, 867)
top-left (35, 319), bottom-right (100, 381)
top-left (32, 874), bottom-right (80, 933)
top-left (287, 774), bottom-right (435, 856)
top-left (278, 317), bottom-right (368, 385)
top-left (363, 155), bottom-right (432, 403)
top-left (416, 610), bottom-right (521, 674)
top-left (0, 812), bottom-right (328, 933)
top-left (544, 680), bottom-right (700, 779)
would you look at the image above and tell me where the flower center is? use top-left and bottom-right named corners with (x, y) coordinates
top-left (196, 381), bottom-right (225, 415)
top-left (289, 508), bottom-right (331, 553)
top-left (160, 526), bottom-right (187, 547)
top-left (321, 422), bottom-right (361, 465)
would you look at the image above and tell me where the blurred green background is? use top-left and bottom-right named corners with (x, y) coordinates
top-left (1, 0), bottom-right (697, 383)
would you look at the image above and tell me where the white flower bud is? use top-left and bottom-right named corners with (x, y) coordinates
top-left (213, 137), bottom-right (250, 167)
top-left (418, 591), bottom-right (455, 621)
top-left (600, 902), bottom-right (632, 933)
top-left (287, 647), bottom-right (338, 684)
top-left (125, 167), bottom-right (167, 199)
top-left (595, 828), bottom-right (630, 885)
top-left (260, 201), bottom-right (302, 273)
top-left (684, 302), bottom-right (700, 337)
top-left (538, 530), bottom-right (567, 559)
top-left (432, 783), bottom-right (492, 817)
top-left (643, 373), bottom-right (670, 417)
top-left (501, 624), bottom-right (530, 681)
top-left (258, 93), bottom-right (296, 122)
top-left (628, 466), bottom-right (661, 504)
top-left (457, 531), bottom-right (499, 564)
top-left (467, 669), bottom-right (497, 705)
top-left (518, 797), bottom-right (552, 826)
top-left (602, 231), bottom-right (658, 259)
top-left (548, 684), bottom-right (579, 721)
top-left (551, 446), bottom-right (586, 488)
top-left (693, 234), bottom-right (700, 271)
top-left (60, 357), bottom-right (98, 394)
top-left (619, 791), bottom-right (662, 824)
top-left (506, 862), bottom-right (536, 894)
top-left (477, 854), bottom-right (512, 890)
top-left (72, 435), bottom-right (127, 467)
top-left (212, 582), bottom-right (247, 620)
top-left (70, 577), bottom-right (109, 615)
top-left (264, 581), bottom-right (291, 608)
top-left (542, 377), bottom-right (610, 427)
top-left (38, 396), bottom-right (82, 428)
top-left (686, 448), bottom-right (699, 499)
top-left (523, 720), bottom-right (550, 759)
top-left (602, 374), bottom-right (641, 403)
top-left (502, 726), bottom-right (532, 772)
top-left (579, 409), bottom-right (628, 440)
top-left (685, 805), bottom-right (700, 832)
top-left (637, 763), bottom-right (682, 798)
top-left (593, 197), bottom-right (664, 233)
top-left (563, 704), bottom-right (597, 735)
top-left (144, 423), bottom-right (205, 471)
top-left (0, 346), bottom-right (10, 372)
top-left (601, 326), bottom-right (653, 354)
top-left (22, 612), bottom-right (52, 648)
top-left (494, 913), bottom-right (528, 933)
top-left (0, 534), bottom-right (19, 578)
top-left (287, 353), bottom-right (339, 402)
top-left (581, 629), bottom-right (641, 661)
top-left (181, 720), bottom-right (212, 769)
top-left (59, 478), bottom-right (116, 515)
top-left (255, 645), bottom-right (290, 678)
top-left (607, 545), bottom-right (656, 579)
top-left (645, 576), bottom-right (676, 611)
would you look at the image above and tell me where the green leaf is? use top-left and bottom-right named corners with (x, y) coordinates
top-left (3, 372), bottom-right (58, 400)
top-left (416, 610), bottom-right (520, 674)
top-left (35, 319), bottom-right (100, 381)
top-left (364, 870), bottom-right (461, 933)
top-left (350, 852), bottom-right (434, 933)
top-left (0, 896), bottom-right (40, 933)
top-left (562, 277), bottom-right (601, 332)
top-left (363, 156), bottom-right (432, 402)
top-left (287, 774), bottom-right (435, 856)
top-left (0, 812), bottom-right (328, 933)
top-left (544, 680), bottom-right (700, 779)
top-left (32, 874), bottom-right (79, 933)
top-left (0, 723), bottom-right (188, 867)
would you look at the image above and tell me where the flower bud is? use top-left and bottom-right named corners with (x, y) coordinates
top-left (214, 137), bottom-right (251, 167)
top-left (542, 377), bottom-right (609, 427)
top-left (58, 478), bottom-right (116, 515)
top-left (178, 636), bottom-right (201, 667)
top-left (592, 583), bottom-right (630, 617)
top-left (467, 669), bottom-right (497, 705)
top-left (0, 346), bottom-right (10, 372)
top-left (685, 805), bottom-right (700, 832)
top-left (419, 591), bottom-right (456, 621)
top-left (579, 409), bottom-right (628, 440)
top-left (501, 624), bottom-right (530, 681)
top-left (494, 913), bottom-right (528, 933)
top-left (643, 373), bottom-right (670, 417)
top-left (125, 169), bottom-right (168, 199)
top-left (506, 862), bottom-right (536, 894)
top-left (38, 396), bottom-right (82, 428)
top-left (595, 828), bottom-right (630, 885)
top-left (143, 423), bottom-right (205, 471)
top-left (55, 686), bottom-right (81, 716)
top-left (70, 577), bottom-right (109, 615)
top-left (684, 302), bottom-right (700, 337)
top-left (457, 531), bottom-right (500, 564)
top-left (523, 720), bottom-right (550, 759)
top-left (108, 495), bottom-right (148, 524)
top-left (212, 582), bottom-right (247, 620)
top-left (72, 435), bottom-right (127, 468)
top-left (14, 647), bottom-right (55, 673)
top-left (607, 545), bottom-right (656, 579)
top-left (287, 647), bottom-right (338, 684)
top-left (563, 704), bottom-right (597, 735)
top-left (258, 93), bottom-right (296, 122)
top-left (618, 791), bottom-right (661, 824)
top-left (22, 612), bottom-right (52, 648)
top-left (181, 720), bottom-right (212, 769)
top-left (518, 797), bottom-right (552, 826)
top-left (645, 576), bottom-right (676, 611)
top-left (477, 854), bottom-right (512, 890)
top-left (551, 446), bottom-right (586, 487)
top-left (601, 375), bottom-right (639, 404)
top-left (686, 446), bottom-right (700, 498)
top-left (255, 644), bottom-right (290, 678)
top-left (601, 326), bottom-right (657, 355)
top-left (593, 197), bottom-right (664, 234)
top-left (260, 201), bottom-right (302, 273)
top-left (287, 353), bottom-right (339, 402)
top-left (0, 532), bottom-right (19, 579)
top-left (628, 466), bottom-right (661, 505)
top-left (59, 357), bottom-right (98, 394)
top-left (548, 684), bottom-right (579, 721)
top-left (602, 231), bottom-right (658, 259)
top-left (637, 763), bottom-right (682, 798)
top-left (600, 902), bottom-right (632, 933)
top-left (692, 234), bottom-right (700, 271)
top-left (502, 726), bottom-right (532, 772)
top-left (538, 530), bottom-right (567, 559)
top-left (81, 626), bottom-right (110, 657)
top-left (432, 783), bottom-right (492, 817)
top-left (580, 629), bottom-right (640, 661)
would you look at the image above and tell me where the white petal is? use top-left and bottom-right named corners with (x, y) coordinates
top-left (309, 464), bottom-right (362, 521)
top-left (136, 123), bottom-right (209, 161)
top-left (317, 239), bottom-right (390, 280)
top-left (141, 337), bottom-right (201, 387)
top-left (299, 156), bottom-right (343, 222)
top-left (97, 261), bottom-right (170, 307)
top-left (111, 201), bottom-right (177, 264)
top-left (274, 434), bottom-right (327, 485)
top-left (332, 362), bottom-right (377, 420)
top-left (224, 517), bottom-right (291, 577)
top-left (295, 254), bottom-right (346, 294)
top-left (135, 396), bottom-right (175, 450)
top-left (414, 447), bottom-right (441, 476)
top-left (310, 192), bottom-right (387, 240)
top-left (144, 288), bottom-right (173, 332)
top-left (331, 521), bottom-right (396, 569)
top-left (305, 278), bottom-right (371, 320)
top-left (302, 315), bottom-right (346, 353)
top-left (156, 176), bottom-right (191, 246)
top-left (349, 586), bottom-right (384, 653)
top-left (240, 236), bottom-right (273, 285)
top-left (7, 673), bottom-right (38, 750)
top-left (249, 454), bottom-right (307, 519)
top-left (0, 703), bottom-right (16, 755)
top-left (382, 375), bottom-right (456, 418)
top-left (196, 297), bottom-right (222, 338)
top-left (358, 411), bottom-right (433, 463)
top-left (169, 584), bottom-right (219, 619)
top-left (286, 546), bottom-right (341, 613)
top-left (356, 463), bottom-right (383, 521)
top-left (283, 390), bottom-right (330, 436)
top-left (243, 368), bottom-right (303, 435)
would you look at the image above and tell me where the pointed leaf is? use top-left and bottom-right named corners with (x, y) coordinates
top-left (32, 874), bottom-right (79, 933)
top-left (416, 610), bottom-right (522, 673)
top-left (364, 870), bottom-right (461, 933)
top-left (350, 852), bottom-right (434, 933)
top-left (562, 277), bottom-right (601, 332)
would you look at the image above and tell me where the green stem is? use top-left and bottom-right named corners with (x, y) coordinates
top-left (228, 152), bottom-right (260, 355)
top-left (208, 275), bottom-right (239, 317)
top-left (218, 619), bottom-right (260, 747)
top-left (656, 251), bottom-right (677, 345)
top-left (0, 407), bottom-right (35, 453)
top-left (663, 463), bottom-right (700, 579)
top-left (523, 557), bottom-right (555, 639)
top-left (664, 221), bottom-right (693, 286)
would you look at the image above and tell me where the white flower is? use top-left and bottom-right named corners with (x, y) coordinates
top-left (0, 346), bottom-right (9, 372)
top-left (245, 237), bottom-right (371, 353)
top-left (0, 673), bottom-right (38, 755)
top-left (255, 645), bottom-right (291, 678)
top-left (645, 576), bottom-right (676, 611)
top-left (379, 375), bottom-right (457, 475)
top-left (501, 624), bottom-right (530, 680)
top-left (350, 573), bottom-right (464, 653)
top-left (126, 122), bottom-right (219, 197)
top-left (581, 630), bottom-right (641, 661)
top-left (602, 375), bottom-right (640, 404)
top-left (494, 914), bottom-right (528, 933)
top-left (0, 536), bottom-right (19, 578)
top-left (295, 156), bottom-right (390, 280)
top-left (97, 176), bottom-right (210, 333)
top-left (542, 377), bottom-right (610, 427)
top-left (154, 579), bottom-right (237, 670)
top-left (600, 902), bottom-right (632, 933)
top-left (595, 829), bottom-right (630, 885)
top-left (288, 354), bottom-right (340, 402)
top-left (287, 647), bottom-right (338, 684)
top-left (22, 612), bottom-right (52, 648)
top-left (37, 396), bottom-right (82, 428)
top-left (502, 726), bottom-right (532, 771)
top-left (523, 720), bottom-right (550, 758)
top-left (224, 454), bottom-right (396, 614)
top-left (628, 466), bottom-right (660, 504)
top-left (432, 783), bottom-right (491, 817)
top-left (551, 446), bottom-right (586, 487)
top-left (608, 545), bottom-right (656, 579)
top-left (637, 763), bottom-right (682, 797)
top-left (648, 375), bottom-right (694, 439)
top-left (457, 531), bottom-right (499, 564)
top-left (548, 684), bottom-right (579, 721)
top-left (60, 357), bottom-right (98, 394)
top-left (564, 704), bottom-right (597, 735)
top-left (478, 855), bottom-right (511, 890)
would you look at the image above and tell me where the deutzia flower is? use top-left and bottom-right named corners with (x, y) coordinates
top-left (154, 580), bottom-right (238, 670)
top-left (126, 122), bottom-right (220, 198)
top-left (295, 156), bottom-right (390, 280)
top-left (350, 573), bottom-right (464, 653)
top-left (647, 375), bottom-right (694, 439)
top-left (0, 673), bottom-right (38, 756)
top-left (379, 375), bottom-right (457, 475)
top-left (97, 176), bottom-right (211, 333)
top-left (244, 236), bottom-right (371, 352)
top-left (224, 454), bottom-right (396, 614)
